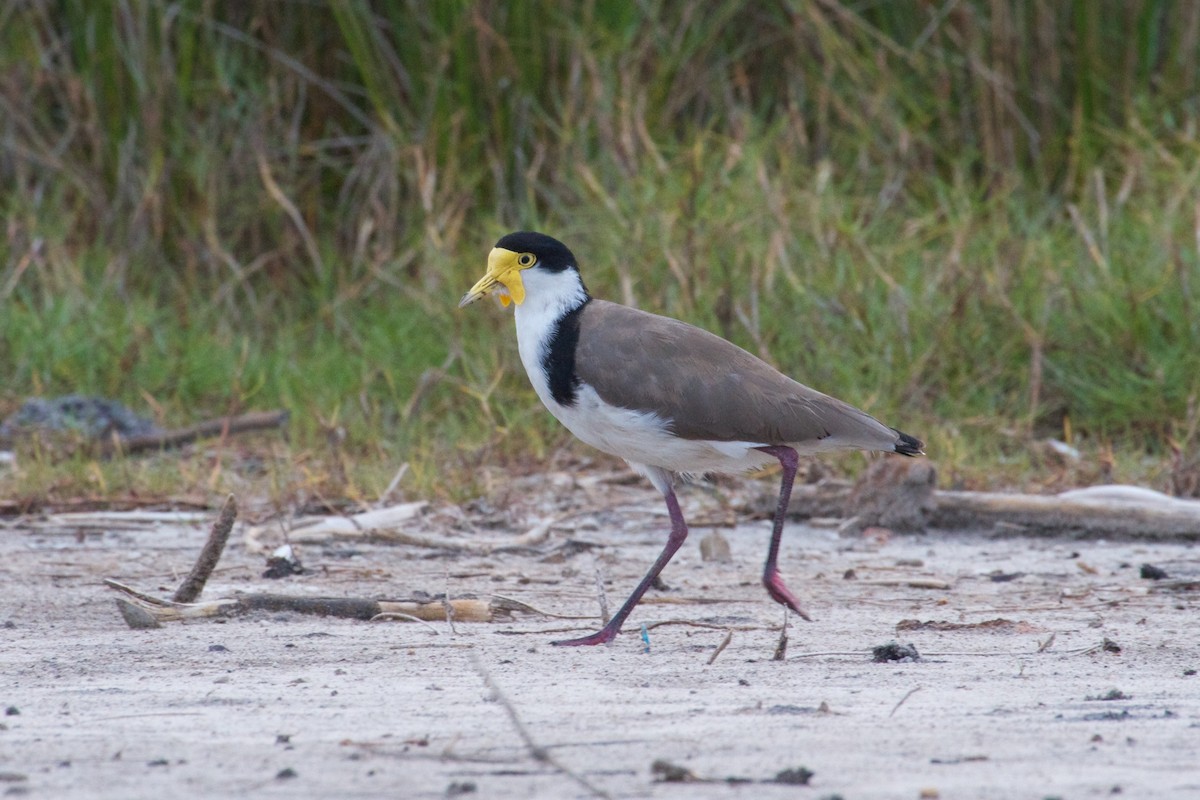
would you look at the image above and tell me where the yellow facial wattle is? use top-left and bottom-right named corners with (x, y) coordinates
top-left (458, 247), bottom-right (528, 308)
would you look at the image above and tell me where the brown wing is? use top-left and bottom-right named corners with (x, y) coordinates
top-left (575, 300), bottom-right (905, 450)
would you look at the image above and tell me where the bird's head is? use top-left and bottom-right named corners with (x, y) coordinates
top-left (459, 231), bottom-right (580, 308)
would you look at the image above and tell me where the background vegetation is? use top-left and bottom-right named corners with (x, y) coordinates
top-left (2, 0), bottom-right (1199, 508)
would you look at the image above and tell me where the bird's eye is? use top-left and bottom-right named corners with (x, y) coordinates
top-left (517, 253), bottom-right (536, 267)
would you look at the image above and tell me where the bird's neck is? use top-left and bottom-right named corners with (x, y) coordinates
top-left (512, 269), bottom-right (590, 407)
top-left (512, 269), bottom-right (590, 344)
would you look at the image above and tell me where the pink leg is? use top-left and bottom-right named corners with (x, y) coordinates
top-left (754, 445), bottom-right (812, 622)
top-left (552, 486), bottom-right (689, 646)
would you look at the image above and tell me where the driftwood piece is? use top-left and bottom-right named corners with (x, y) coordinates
top-left (100, 409), bottom-right (289, 457)
top-left (172, 494), bottom-right (237, 603)
top-left (106, 579), bottom-right (509, 626)
top-left (930, 486), bottom-right (1200, 539)
top-left (771, 474), bottom-right (1200, 540)
top-left (100, 500), bottom-right (593, 630)
top-left (116, 598), bottom-right (162, 629)
top-left (847, 459), bottom-right (937, 532)
top-left (775, 480), bottom-right (855, 518)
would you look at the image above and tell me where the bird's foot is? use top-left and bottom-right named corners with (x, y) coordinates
top-left (551, 625), bottom-right (621, 647)
top-left (763, 568), bottom-right (813, 622)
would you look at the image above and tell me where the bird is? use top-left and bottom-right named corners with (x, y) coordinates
top-left (460, 231), bottom-right (924, 646)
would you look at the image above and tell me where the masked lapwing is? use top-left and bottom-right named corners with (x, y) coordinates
top-left (460, 231), bottom-right (924, 646)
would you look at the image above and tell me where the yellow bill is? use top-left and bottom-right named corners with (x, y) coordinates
top-left (459, 247), bottom-right (527, 308)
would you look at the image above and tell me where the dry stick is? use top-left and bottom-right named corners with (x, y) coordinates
top-left (930, 490), bottom-right (1200, 539)
top-left (506, 620), bottom-right (761, 638)
top-left (638, 596), bottom-right (743, 606)
top-left (377, 462), bottom-right (409, 507)
top-left (470, 652), bottom-right (610, 800)
top-left (858, 578), bottom-right (953, 590)
top-left (489, 594), bottom-right (597, 620)
top-left (593, 568), bottom-right (611, 626)
top-left (772, 609), bottom-right (789, 661)
top-left (172, 495), bottom-right (237, 603)
top-left (116, 598), bottom-right (161, 630)
top-left (243, 594), bottom-right (493, 622)
top-left (102, 410), bottom-right (290, 457)
top-left (781, 481), bottom-right (1200, 539)
top-left (787, 650), bottom-right (893, 660)
top-left (106, 580), bottom-right (495, 625)
top-left (643, 620), bottom-right (761, 632)
top-left (497, 625), bottom-right (611, 637)
top-left (706, 629), bottom-right (734, 666)
top-left (368, 612), bottom-right (440, 634)
top-left (889, 686), bottom-right (923, 718)
top-left (443, 567), bottom-right (458, 635)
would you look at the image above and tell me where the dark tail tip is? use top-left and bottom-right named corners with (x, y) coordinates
top-left (893, 430), bottom-right (925, 457)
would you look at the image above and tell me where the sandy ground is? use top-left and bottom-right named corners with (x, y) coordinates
top-left (3, 477), bottom-right (1200, 799)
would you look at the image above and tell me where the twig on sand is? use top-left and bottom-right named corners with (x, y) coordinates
top-left (377, 462), bottom-right (409, 507)
top-left (642, 620), bottom-right (760, 633)
top-left (503, 619), bottom-right (761, 638)
top-left (858, 578), bottom-right (953, 590)
top-left (106, 580), bottom-right (502, 625)
top-left (470, 652), bottom-right (611, 799)
top-left (102, 496), bottom-right (574, 631)
top-left (172, 495), bottom-right (237, 603)
top-left (889, 686), bottom-right (923, 717)
top-left (772, 610), bottom-right (789, 661)
top-left (368, 612), bottom-right (440, 633)
top-left (443, 567), bottom-right (458, 635)
top-left (707, 629), bottom-right (734, 665)
top-left (593, 568), bottom-right (611, 626)
top-left (101, 410), bottom-right (289, 457)
top-left (488, 595), bottom-right (597, 620)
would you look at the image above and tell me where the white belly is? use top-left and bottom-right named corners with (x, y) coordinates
top-left (540, 381), bottom-right (774, 475)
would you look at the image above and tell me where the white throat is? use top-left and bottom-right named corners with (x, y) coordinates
top-left (512, 267), bottom-right (588, 378)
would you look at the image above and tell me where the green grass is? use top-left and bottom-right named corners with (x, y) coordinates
top-left (1, 1), bottom-right (1199, 507)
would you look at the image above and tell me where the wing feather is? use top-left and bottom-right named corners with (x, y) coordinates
top-left (574, 300), bottom-right (905, 451)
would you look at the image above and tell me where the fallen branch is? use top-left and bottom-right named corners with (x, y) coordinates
top-left (101, 409), bottom-right (289, 457)
top-left (857, 578), bottom-right (953, 590)
top-left (106, 579), bottom-right (507, 626)
top-left (172, 494), bottom-right (237, 602)
top-left (774, 478), bottom-right (1200, 539)
top-left (931, 486), bottom-right (1200, 539)
top-left (488, 594), bottom-right (597, 620)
